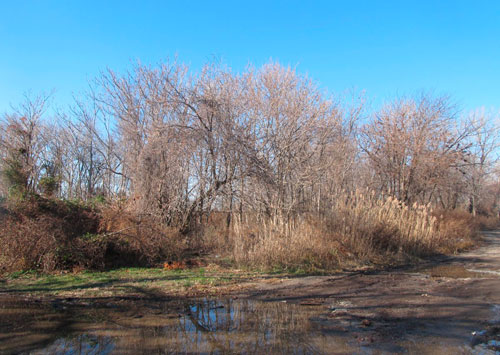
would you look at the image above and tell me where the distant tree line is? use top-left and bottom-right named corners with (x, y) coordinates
top-left (1, 60), bottom-right (499, 231)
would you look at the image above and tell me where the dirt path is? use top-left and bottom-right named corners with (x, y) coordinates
top-left (242, 230), bottom-right (500, 352)
top-left (1, 232), bottom-right (499, 353)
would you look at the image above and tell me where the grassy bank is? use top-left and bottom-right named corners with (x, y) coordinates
top-left (0, 266), bottom-right (269, 299)
top-left (0, 193), bottom-right (497, 278)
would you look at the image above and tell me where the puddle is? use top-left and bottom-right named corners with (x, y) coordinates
top-left (419, 264), bottom-right (485, 279)
top-left (471, 326), bottom-right (500, 353)
top-left (467, 269), bottom-right (500, 277)
top-left (493, 305), bottom-right (500, 323)
top-left (470, 305), bottom-right (500, 354)
top-left (0, 298), bottom-right (357, 354)
top-left (0, 297), bottom-right (492, 354)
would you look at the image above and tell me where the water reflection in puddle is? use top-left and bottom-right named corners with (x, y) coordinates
top-left (418, 264), bottom-right (485, 279)
top-left (2, 298), bottom-right (355, 354)
top-left (1, 297), bottom-right (495, 354)
top-left (31, 334), bottom-right (115, 354)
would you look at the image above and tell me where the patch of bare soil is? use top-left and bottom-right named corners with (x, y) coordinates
top-left (237, 230), bottom-right (500, 352)
top-left (1, 231), bottom-right (499, 353)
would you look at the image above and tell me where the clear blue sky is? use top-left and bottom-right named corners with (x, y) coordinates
top-left (1, 0), bottom-right (499, 115)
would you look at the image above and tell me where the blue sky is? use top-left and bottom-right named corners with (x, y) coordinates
top-left (0, 0), bottom-right (499, 116)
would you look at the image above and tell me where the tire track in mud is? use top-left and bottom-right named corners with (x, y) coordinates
top-left (246, 230), bottom-right (500, 353)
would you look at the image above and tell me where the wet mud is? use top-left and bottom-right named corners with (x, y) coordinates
top-left (1, 231), bottom-right (500, 354)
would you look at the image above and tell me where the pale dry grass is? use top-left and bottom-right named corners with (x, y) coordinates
top-left (227, 190), bottom-right (477, 270)
top-left (232, 213), bottom-right (341, 270)
top-left (330, 190), bottom-right (440, 257)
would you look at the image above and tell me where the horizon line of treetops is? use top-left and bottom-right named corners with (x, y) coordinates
top-left (1, 59), bottom-right (499, 231)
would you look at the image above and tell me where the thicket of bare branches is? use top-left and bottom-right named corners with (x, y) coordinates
top-left (86, 61), bottom-right (364, 231)
top-left (1, 60), bottom-right (499, 270)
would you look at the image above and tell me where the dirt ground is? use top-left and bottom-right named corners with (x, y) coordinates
top-left (238, 230), bottom-right (500, 352)
top-left (1, 231), bottom-right (499, 353)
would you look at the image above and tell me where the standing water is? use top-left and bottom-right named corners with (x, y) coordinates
top-left (1, 297), bottom-right (353, 354)
top-left (0, 296), bottom-right (495, 354)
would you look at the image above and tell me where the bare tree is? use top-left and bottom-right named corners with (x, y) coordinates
top-left (88, 60), bottom-right (368, 233)
top-left (462, 109), bottom-right (500, 215)
top-left (3, 60), bottom-right (495, 240)
top-left (0, 93), bottom-right (52, 196)
top-left (360, 93), bottom-right (473, 205)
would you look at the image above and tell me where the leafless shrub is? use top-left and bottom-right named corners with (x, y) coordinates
top-left (99, 205), bottom-right (187, 265)
top-left (0, 198), bottom-right (187, 273)
top-left (2, 59), bottom-right (498, 273)
top-left (220, 190), bottom-right (482, 270)
top-left (0, 197), bottom-right (99, 272)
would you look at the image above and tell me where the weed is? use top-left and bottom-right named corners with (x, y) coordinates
top-left (225, 190), bottom-right (480, 269)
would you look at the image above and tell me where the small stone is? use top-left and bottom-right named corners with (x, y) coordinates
top-left (361, 319), bottom-right (372, 327)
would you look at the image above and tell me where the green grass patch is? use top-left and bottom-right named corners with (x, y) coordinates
top-left (0, 266), bottom-right (264, 298)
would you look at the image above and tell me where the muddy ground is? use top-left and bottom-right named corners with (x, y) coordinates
top-left (239, 230), bottom-right (500, 352)
top-left (1, 231), bottom-right (499, 354)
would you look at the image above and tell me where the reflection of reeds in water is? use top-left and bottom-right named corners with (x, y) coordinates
top-left (112, 299), bottom-right (324, 354)
top-left (4, 294), bottom-right (482, 354)
top-left (31, 334), bottom-right (115, 355)
top-left (2, 298), bottom-right (353, 354)
top-left (0, 299), bottom-right (358, 355)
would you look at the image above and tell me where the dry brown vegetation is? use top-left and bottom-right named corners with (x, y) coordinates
top-left (0, 197), bottom-right (100, 272)
top-left (0, 59), bottom-right (499, 274)
top-left (0, 197), bottom-right (187, 273)
top-left (0, 190), bottom-right (496, 274)
top-left (223, 191), bottom-right (488, 270)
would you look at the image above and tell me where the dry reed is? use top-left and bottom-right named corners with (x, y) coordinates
top-left (227, 190), bottom-right (477, 270)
